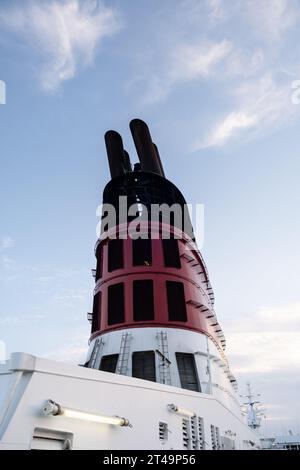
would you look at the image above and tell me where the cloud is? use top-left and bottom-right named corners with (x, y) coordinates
top-left (46, 345), bottom-right (87, 363)
top-left (206, 0), bottom-right (224, 22)
top-left (54, 288), bottom-right (89, 302)
top-left (171, 40), bottom-right (232, 81)
top-left (0, 238), bottom-right (15, 270)
top-left (201, 111), bottom-right (258, 148)
top-left (225, 302), bottom-right (300, 374)
top-left (198, 73), bottom-right (297, 148)
top-left (0, 236), bottom-right (15, 250)
top-left (0, 314), bottom-right (47, 325)
top-left (223, 48), bottom-right (265, 78)
top-left (139, 39), bottom-right (233, 105)
top-left (131, 0), bottom-right (300, 152)
top-left (178, 0), bottom-right (226, 26)
top-left (183, 0), bottom-right (299, 41)
top-left (45, 334), bottom-right (87, 364)
top-left (245, 0), bottom-right (299, 42)
top-left (0, 255), bottom-right (14, 270)
top-left (0, 0), bottom-right (121, 92)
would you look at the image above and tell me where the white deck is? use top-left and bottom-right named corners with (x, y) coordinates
top-left (0, 353), bottom-right (260, 450)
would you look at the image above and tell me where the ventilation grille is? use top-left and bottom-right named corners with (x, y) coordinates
top-left (159, 422), bottom-right (168, 443)
top-left (181, 416), bottom-right (206, 450)
top-left (182, 419), bottom-right (190, 449)
top-left (211, 425), bottom-right (216, 450)
top-left (198, 417), bottom-right (205, 450)
top-left (191, 417), bottom-right (197, 450)
top-left (215, 426), bottom-right (220, 450)
top-left (211, 424), bottom-right (221, 450)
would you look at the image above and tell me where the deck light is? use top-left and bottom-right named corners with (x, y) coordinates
top-left (42, 399), bottom-right (130, 427)
top-left (167, 403), bottom-right (196, 418)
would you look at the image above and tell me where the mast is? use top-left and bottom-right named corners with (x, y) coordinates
top-left (241, 383), bottom-right (264, 430)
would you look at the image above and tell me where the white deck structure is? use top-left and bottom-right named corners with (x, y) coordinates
top-left (0, 351), bottom-right (260, 450)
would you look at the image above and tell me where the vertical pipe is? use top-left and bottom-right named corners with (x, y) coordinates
top-left (123, 150), bottom-right (132, 172)
top-left (153, 143), bottom-right (165, 178)
top-left (104, 130), bottom-right (126, 179)
top-left (129, 119), bottom-right (162, 175)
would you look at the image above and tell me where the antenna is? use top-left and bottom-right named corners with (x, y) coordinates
top-left (240, 383), bottom-right (265, 430)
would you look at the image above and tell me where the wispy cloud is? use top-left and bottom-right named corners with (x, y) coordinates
top-left (201, 111), bottom-right (257, 148)
top-left (198, 73), bottom-right (297, 148)
top-left (178, 0), bottom-right (226, 27)
top-left (183, 0), bottom-right (299, 41)
top-left (138, 39), bottom-right (232, 105)
top-left (47, 345), bottom-right (87, 364)
top-left (45, 333), bottom-right (87, 364)
top-left (0, 237), bottom-right (15, 271)
top-left (0, 236), bottom-right (15, 250)
top-left (0, 0), bottom-right (121, 92)
top-left (0, 314), bottom-right (47, 325)
top-left (245, 0), bottom-right (299, 42)
top-left (206, 0), bottom-right (224, 23)
top-left (171, 40), bottom-right (232, 81)
top-left (54, 288), bottom-right (89, 302)
top-left (225, 302), bottom-right (300, 374)
top-left (128, 0), bottom-right (300, 147)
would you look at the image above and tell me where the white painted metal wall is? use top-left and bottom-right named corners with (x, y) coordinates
top-left (87, 328), bottom-right (240, 414)
top-left (0, 353), bottom-right (260, 450)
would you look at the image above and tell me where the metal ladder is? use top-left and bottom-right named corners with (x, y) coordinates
top-left (116, 332), bottom-right (132, 375)
top-left (89, 337), bottom-right (105, 369)
top-left (156, 330), bottom-right (171, 385)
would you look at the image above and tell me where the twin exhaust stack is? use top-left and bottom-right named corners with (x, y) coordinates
top-left (104, 119), bottom-right (165, 179)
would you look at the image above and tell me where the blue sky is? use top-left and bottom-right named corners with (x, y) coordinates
top-left (0, 0), bottom-right (300, 436)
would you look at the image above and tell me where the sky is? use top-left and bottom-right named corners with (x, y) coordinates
top-left (0, 0), bottom-right (300, 437)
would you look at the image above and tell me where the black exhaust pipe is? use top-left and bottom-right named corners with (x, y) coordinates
top-left (153, 143), bottom-right (165, 178)
top-left (104, 130), bottom-right (127, 179)
top-left (129, 119), bottom-right (163, 176)
top-left (123, 150), bottom-right (132, 173)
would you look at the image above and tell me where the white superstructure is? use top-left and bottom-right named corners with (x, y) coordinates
top-left (0, 352), bottom-right (260, 450)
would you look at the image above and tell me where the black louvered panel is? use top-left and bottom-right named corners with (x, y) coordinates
top-left (132, 351), bottom-right (156, 382)
top-left (100, 354), bottom-right (119, 373)
top-left (176, 353), bottom-right (200, 392)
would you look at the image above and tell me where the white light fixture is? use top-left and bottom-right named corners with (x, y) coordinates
top-left (167, 403), bottom-right (196, 418)
top-left (42, 399), bottom-right (130, 427)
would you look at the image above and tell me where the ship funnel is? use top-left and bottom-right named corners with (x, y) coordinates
top-left (123, 150), bottom-right (132, 173)
top-left (105, 130), bottom-right (132, 179)
top-left (153, 143), bottom-right (165, 178)
top-left (129, 119), bottom-right (164, 176)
